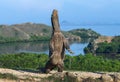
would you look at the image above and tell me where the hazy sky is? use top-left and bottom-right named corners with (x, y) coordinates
top-left (0, 0), bottom-right (120, 25)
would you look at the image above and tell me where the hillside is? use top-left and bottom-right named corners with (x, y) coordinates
top-left (0, 68), bottom-right (120, 82)
top-left (68, 28), bottom-right (100, 39)
top-left (0, 23), bottom-right (51, 42)
top-left (0, 23), bottom-right (80, 43)
top-left (0, 23), bottom-right (101, 43)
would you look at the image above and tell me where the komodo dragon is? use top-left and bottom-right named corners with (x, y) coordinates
top-left (44, 9), bottom-right (73, 73)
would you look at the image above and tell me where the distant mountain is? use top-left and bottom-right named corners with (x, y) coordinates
top-left (0, 23), bottom-right (101, 43)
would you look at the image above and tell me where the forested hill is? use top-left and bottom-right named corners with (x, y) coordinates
top-left (68, 28), bottom-right (100, 39)
top-left (0, 23), bottom-right (100, 43)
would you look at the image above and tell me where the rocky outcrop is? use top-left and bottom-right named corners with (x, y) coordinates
top-left (94, 36), bottom-right (114, 44)
top-left (84, 36), bottom-right (115, 55)
top-left (0, 68), bottom-right (120, 82)
top-left (65, 72), bottom-right (120, 82)
top-left (93, 36), bottom-right (114, 51)
top-left (63, 31), bottom-right (81, 40)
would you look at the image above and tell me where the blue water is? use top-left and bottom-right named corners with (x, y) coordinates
top-left (66, 42), bottom-right (88, 55)
top-left (61, 25), bottom-right (120, 36)
top-left (16, 42), bottom-right (88, 55)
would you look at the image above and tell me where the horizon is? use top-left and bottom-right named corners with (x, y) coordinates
top-left (1, 22), bottom-right (120, 26)
top-left (0, 0), bottom-right (120, 25)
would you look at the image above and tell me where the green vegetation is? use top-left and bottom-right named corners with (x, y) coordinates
top-left (84, 42), bottom-right (95, 54)
top-left (0, 73), bottom-right (18, 80)
top-left (84, 36), bottom-right (120, 59)
top-left (0, 53), bottom-right (48, 69)
top-left (65, 54), bottom-right (120, 72)
top-left (96, 36), bottom-right (120, 54)
top-left (69, 28), bottom-right (100, 39)
top-left (30, 34), bottom-right (50, 41)
top-left (0, 36), bottom-right (51, 43)
top-left (96, 42), bottom-right (120, 54)
top-left (0, 53), bottom-right (120, 72)
top-left (0, 36), bottom-right (20, 43)
top-left (0, 35), bottom-right (50, 43)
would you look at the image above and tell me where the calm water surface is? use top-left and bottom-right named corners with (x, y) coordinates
top-left (0, 41), bottom-right (88, 55)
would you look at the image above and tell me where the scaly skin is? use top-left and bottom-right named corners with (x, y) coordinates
top-left (44, 9), bottom-right (73, 73)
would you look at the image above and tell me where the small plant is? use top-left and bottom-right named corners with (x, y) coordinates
top-left (0, 73), bottom-right (18, 80)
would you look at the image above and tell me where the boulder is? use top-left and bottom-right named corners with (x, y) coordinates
top-left (101, 74), bottom-right (113, 82)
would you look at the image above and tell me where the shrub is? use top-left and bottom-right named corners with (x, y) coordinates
top-left (0, 53), bottom-right (119, 72)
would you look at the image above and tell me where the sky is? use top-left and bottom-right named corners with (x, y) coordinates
top-left (0, 0), bottom-right (120, 25)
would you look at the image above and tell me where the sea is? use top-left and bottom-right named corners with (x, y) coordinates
top-left (0, 25), bottom-right (120, 55)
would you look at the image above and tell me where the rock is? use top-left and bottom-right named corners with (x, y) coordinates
top-left (101, 74), bottom-right (114, 82)
top-left (66, 72), bottom-right (78, 82)
top-left (113, 74), bottom-right (120, 82)
top-left (0, 68), bottom-right (120, 82)
top-left (52, 72), bottom-right (66, 80)
top-left (82, 77), bottom-right (100, 82)
top-left (94, 36), bottom-right (114, 44)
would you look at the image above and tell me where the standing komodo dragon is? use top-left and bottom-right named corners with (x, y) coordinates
top-left (44, 9), bottom-right (73, 73)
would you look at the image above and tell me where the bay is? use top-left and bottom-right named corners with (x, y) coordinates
top-left (0, 41), bottom-right (88, 55)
